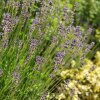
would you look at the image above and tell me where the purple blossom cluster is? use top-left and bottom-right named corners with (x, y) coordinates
top-left (54, 51), bottom-right (65, 71)
top-left (54, 52), bottom-right (64, 65)
top-left (12, 70), bottom-right (20, 84)
top-left (48, 4), bottom-right (95, 69)
top-left (62, 25), bottom-right (95, 66)
top-left (40, 92), bottom-right (48, 100)
top-left (29, 39), bottom-right (39, 54)
top-left (1, 13), bottom-right (19, 44)
top-left (36, 56), bottom-right (44, 66)
top-left (2, 13), bottom-right (12, 34)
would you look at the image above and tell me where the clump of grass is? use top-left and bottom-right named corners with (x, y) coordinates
top-left (0, 0), bottom-right (95, 100)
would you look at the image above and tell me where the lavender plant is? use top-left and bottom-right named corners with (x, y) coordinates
top-left (0, 0), bottom-right (95, 100)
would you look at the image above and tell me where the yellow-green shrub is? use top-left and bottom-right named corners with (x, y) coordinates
top-left (49, 51), bottom-right (100, 100)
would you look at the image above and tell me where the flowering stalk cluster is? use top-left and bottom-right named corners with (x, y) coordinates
top-left (0, 1), bottom-right (96, 100)
top-left (2, 13), bottom-right (12, 34)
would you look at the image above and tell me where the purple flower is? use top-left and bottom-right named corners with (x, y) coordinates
top-left (76, 26), bottom-right (81, 32)
top-left (18, 40), bottom-right (23, 49)
top-left (3, 13), bottom-right (11, 20)
top-left (65, 79), bottom-right (70, 85)
top-left (51, 36), bottom-right (58, 44)
top-left (33, 18), bottom-right (39, 25)
top-left (58, 24), bottom-right (64, 33)
top-left (30, 39), bottom-right (38, 48)
top-left (71, 39), bottom-right (77, 46)
top-left (40, 92), bottom-right (48, 100)
top-left (64, 40), bottom-right (70, 48)
top-left (36, 56), bottom-right (44, 66)
top-left (66, 26), bottom-right (71, 33)
top-left (64, 7), bottom-right (68, 12)
top-left (49, 0), bottom-right (52, 5)
top-left (74, 2), bottom-right (78, 7)
top-left (2, 13), bottom-right (12, 34)
top-left (21, 10), bottom-right (29, 19)
top-left (12, 70), bottom-right (20, 84)
top-left (54, 51), bottom-right (64, 65)
top-left (56, 52), bottom-right (64, 58)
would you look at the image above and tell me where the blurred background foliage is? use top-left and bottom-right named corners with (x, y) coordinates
top-left (65, 0), bottom-right (100, 28)
top-left (66, 0), bottom-right (100, 52)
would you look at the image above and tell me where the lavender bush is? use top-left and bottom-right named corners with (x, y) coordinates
top-left (0, 0), bottom-right (96, 100)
